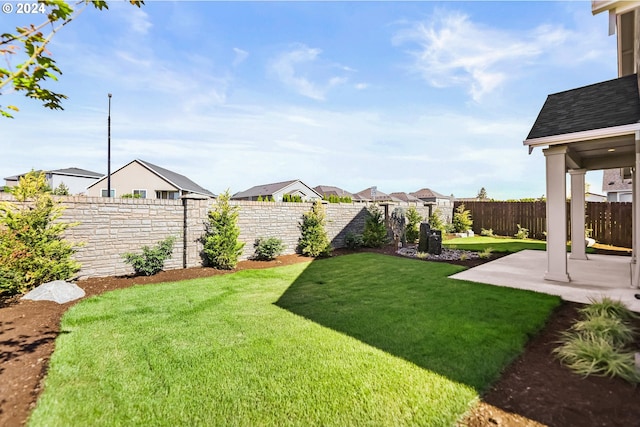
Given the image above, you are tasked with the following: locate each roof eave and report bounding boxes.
[523,123,640,150]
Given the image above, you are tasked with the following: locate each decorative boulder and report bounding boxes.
[22,280,85,304]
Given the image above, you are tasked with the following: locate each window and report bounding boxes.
[101,189,115,197]
[133,189,147,199]
[156,190,180,200]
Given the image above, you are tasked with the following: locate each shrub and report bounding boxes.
[253,237,285,261]
[405,207,422,243]
[344,232,363,250]
[202,190,245,269]
[362,204,388,248]
[478,247,493,259]
[428,208,447,233]
[554,297,640,384]
[0,171,81,296]
[480,228,494,237]
[515,224,529,239]
[452,204,472,233]
[122,236,176,276]
[298,200,332,257]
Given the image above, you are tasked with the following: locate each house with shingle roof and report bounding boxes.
[232,179,322,202]
[313,185,354,200]
[602,168,632,202]
[353,187,393,203]
[389,192,423,206]
[522,0,640,284]
[4,167,103,195]
[86,159,215,199]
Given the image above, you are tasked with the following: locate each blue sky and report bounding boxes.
[1,1,617,199]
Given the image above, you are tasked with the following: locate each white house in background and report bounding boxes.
[232,179,322,202]
[602,168,633,202]
[4,167,103,195]
[86,159,215,199]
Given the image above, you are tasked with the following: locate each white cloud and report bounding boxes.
[124,8,152,35]
[392,10,572,102]
[268,44,352,101]
[233,48,249,67]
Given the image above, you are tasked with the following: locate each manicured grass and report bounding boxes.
[443,236,594,254]
[30,254,560,427]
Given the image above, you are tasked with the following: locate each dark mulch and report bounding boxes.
[1,248,638,427]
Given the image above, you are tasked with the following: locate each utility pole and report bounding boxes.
[107,93,112,197]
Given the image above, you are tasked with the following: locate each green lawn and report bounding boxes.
[443,236,594,254]
[30,253,560,427]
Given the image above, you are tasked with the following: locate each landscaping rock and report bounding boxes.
[22,280,85,304]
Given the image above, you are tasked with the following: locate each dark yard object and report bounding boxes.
[418,222,442,254]
[1,248,639,427]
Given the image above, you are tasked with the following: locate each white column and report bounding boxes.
[569,169,588,260]
[633,132,640,288]
[544,146,570,282]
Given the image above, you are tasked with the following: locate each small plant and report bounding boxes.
[480,228,494,237]
[554,297,640,384]
[416,252,429,260]
[362,204,388,248]
[514,224,529,239]
[452,204,472,233]
[405,207,423,243]
[478,247,493,259]
[202,190,245,269]
[344,232,364,250]
[459,253,469,261]
[122,236,176,276]
[298,200,332,257]
[428,208,446,233]
[253,237,285,261]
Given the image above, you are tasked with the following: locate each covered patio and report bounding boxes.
[523,73,640,289]
[450,250,640,312]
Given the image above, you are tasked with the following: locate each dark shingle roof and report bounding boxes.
[313,185,354,198]
[354,187,392,201]
[5,167,103,181]
[137,159,215,197]
[232,180,298,199]
[410,188,448,199]
[389,192,422,203]
[527,74,640,140]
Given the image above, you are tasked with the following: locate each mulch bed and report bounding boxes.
[1,248,639,427]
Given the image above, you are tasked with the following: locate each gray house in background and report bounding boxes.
[4,167,103,195]
[602,168,632,202]
[232,179,322,202]
[86,159,215,199]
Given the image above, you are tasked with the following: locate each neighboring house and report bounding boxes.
[86,159,215,199]
[353,187,393,203]
[389,192,423,206]
[313,185,354,200]
[410,188,454,222]
[602,168,632,202]
[585,192,608,203]
[4,167,103,195]
[232,179,322,202]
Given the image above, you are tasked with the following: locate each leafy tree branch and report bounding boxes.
[0,0,143,119]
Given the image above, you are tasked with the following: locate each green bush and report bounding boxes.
[344,232,364,249]
[480,228,494,237]
[0,171,81,296]
[324,194,352,203]
[514,224,529,239]
[298,200,332,257]
[405,207,422,243]
[428,208,447,233]
[362,204,388,248]
[202,190,245,269]
[452,204,472,233]
[554,297,640,384]
[253,237,285,261]
[122,236,176,276]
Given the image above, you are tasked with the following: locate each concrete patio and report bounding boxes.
[450,250,640,312]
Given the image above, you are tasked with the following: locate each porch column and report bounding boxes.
[633,132,640,288]
[569,169,588,260]
[543,146,570,282]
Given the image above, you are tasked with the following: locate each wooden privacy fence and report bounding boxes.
[454,201,633,249]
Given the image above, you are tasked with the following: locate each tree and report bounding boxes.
[405,206,422,243]
[362,204,388,248]
[1,0,144,119]
[477,187,488,200]
[452,204,473,233]
[202,190,244,269]
[0,170,81,296]
[298,200,331,257]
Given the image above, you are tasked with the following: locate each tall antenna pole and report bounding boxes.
[107,93,112,197]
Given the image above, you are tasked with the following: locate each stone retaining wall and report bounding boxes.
[0,194,433,279]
